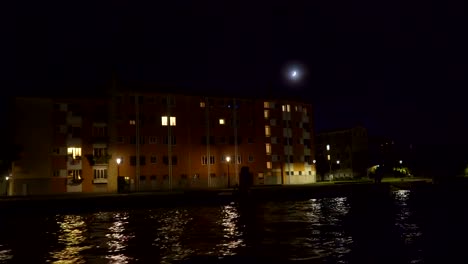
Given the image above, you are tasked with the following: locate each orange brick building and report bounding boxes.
[10,92,316,195]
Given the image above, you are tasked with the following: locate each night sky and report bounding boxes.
[2,0,467,145]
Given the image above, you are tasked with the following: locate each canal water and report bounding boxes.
[0,190,464,263]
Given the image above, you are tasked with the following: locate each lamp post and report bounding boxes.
[116,158,122,178]
[226,156,231,188]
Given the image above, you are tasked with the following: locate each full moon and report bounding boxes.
[291,71,297,77]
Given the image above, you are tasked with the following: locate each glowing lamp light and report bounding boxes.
[399,160,403,164]
[5,176,9,181]
[312,159,316,164]
[336,160,340,164]
[116,158,122,165]
[226,156,231,163]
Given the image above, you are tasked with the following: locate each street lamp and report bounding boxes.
[226,156,231,188]
[337,160,340,165]
[399,160,403,164]
[116,158,122,178]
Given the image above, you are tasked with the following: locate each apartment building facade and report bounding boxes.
[10,92,315,195]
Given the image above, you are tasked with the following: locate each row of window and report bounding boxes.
[264,102,309,114]
[120,155,253,166]
[114,135,311,146]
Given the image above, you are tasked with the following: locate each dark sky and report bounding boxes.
[2,0,467,145]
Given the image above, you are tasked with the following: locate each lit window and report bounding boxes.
[264,101,270,108]
[162,116,176,126]
[286,104,290,112]
[266,161,272,169]
[265,126,271,137]
[170,116,176,126]
[282,105,286,112]
[295,106,298,111]
[219,119,225,125]
[264,110,270,119]
[265,143,271,155]
[200,102,205,108]
[67,147,81,159]
[327,154,331,161]
[326,144,330,151]
[129,120,136,125]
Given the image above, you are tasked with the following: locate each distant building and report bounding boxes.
[315,126,368,180]
[10,92,316,195]
[368,136,415,173]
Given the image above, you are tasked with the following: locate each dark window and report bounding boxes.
[71,127,81,138]
[305,155,311,164]
[172,156,178,165]
[130,136,137,144]
[130,156,137,166]
[150,175,156,180]
[181,174,188,179]
[150,155,157,164]
[219,136,226,144]
[229,136,242,145]
[140,175,146,181]
[163,136,176,145]
[163,174,168,180]
[248,137,254,144]
[201,136,215,145]
[139,136,146,145]
[163,156,169,165]
[140,156,146,165]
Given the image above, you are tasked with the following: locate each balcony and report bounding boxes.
[93,178,108,184]
[86,154,112,166]
[91,137,109,145]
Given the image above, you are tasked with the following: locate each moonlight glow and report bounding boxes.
[283,62,307,85]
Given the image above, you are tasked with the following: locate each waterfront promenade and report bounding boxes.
[0,178,432,213]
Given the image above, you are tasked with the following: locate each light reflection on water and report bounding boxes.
[0,193,430,263]
[49,215,91,264]
[0,247,13,262]
[394,189,423,263]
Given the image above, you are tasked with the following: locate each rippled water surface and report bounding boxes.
[0,190,446,263]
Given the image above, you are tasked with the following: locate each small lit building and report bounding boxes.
[315,126,368,180]
[10,92,316,195]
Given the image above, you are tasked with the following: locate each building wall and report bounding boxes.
[12,93,316,194]
[11,98,54,195]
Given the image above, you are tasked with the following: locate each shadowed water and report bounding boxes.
[0,190,444,263]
